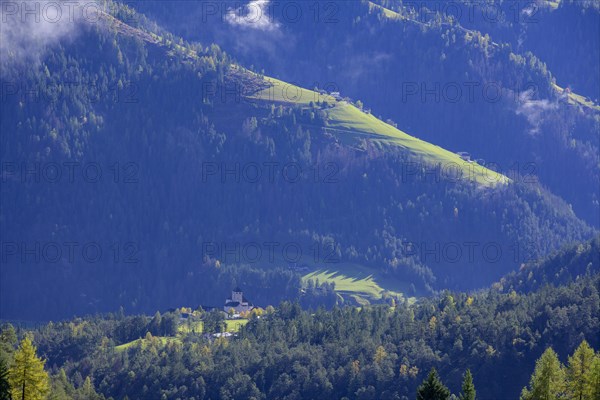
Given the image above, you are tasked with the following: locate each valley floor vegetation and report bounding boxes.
[0,266,598,399]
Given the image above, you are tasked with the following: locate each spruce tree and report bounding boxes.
[8,336,50,400]
[565,340,595,400]
[459,369,476,400]
[416,368,451,400]
[521,347,565,400]
[0,358,10,400]
[49,369,72,400]
[81,376,99,399]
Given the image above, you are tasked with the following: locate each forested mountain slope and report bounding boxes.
[375,0,600,100]
[1,4,598,398]
[1,239,597,399]
[135,0,600,226]
[496,234,600,293]
[0,1,595,322]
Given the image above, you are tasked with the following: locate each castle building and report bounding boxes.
[223,287,254,314]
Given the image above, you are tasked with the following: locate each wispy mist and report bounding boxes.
[0,0,94,67]
[225,0,279,31]
[516,89,558,135]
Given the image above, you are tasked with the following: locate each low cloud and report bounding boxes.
[515,89,558,135]
[0,1,96,68]
[225,0,279,31]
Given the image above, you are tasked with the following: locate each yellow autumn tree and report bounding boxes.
[8,336,50,400]
[374,346,387,364]
[565,340,596,400]
[429,316,437,331]
[409,366,419,378]
[351,360,360,375]
[399,364,409,377]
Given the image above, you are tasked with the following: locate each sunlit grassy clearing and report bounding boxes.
[249,76,336,105]
[368,1,402,19]
[250,76,509,187]
[552,83,600,111]
[116,319,249,351]
[303,263,417,304]
[115,336,180,352]
[304,270,382,298]
[177,319,249,334]
[326,103,507,186]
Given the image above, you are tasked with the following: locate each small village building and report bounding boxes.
[456,152,471,162]
[330,92,342,101]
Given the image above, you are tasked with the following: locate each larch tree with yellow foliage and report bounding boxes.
[565,340,597,400]
[8,336,49,400]
[521,341,600,400]
[374,346,387,364]
[520,347,565,400]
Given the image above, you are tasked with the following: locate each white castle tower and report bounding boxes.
[224,287,254,314]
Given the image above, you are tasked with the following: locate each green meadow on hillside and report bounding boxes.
[249,75,509,187]
[553,83,600,111]
[303,263,417,306]
[368,1,402,19]
[115,336,181,352]
[115,319,249,351]
[177,319,249,334]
